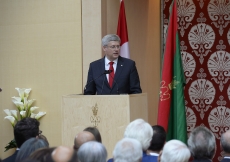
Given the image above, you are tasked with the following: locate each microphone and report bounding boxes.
[84,70,112,94]
[100,70,113,95]
[104,70,112,74]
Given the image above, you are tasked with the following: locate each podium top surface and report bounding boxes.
[62,93,147,98]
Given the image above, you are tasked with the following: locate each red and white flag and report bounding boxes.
[117,0,130,58]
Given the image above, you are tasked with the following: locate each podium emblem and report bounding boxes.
[90,103,101,127]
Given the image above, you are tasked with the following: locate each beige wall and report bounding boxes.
[0,0,82,158]
[0,0,160,159]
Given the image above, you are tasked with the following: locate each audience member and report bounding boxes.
[73,131,95,150]
[220,130,230,162]
[84,126,102,143]
[160,139,190,162]
[52,146,77,162]
[147,125,166,157]
[3,117,40,162]
[77,141,107,162]
[122,118,156,162]
[187,126,216,162]
[15,138,49,162]
[28,147,56,162]
[38,134,49,146]
[113,138,142,162]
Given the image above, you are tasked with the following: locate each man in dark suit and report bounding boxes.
[2,118,40,162]
[220,130,230,162]
[187,126,216,162]
[84,34,142,95]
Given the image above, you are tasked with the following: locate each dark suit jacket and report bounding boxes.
[221,158,230,162]
[2,150,18,162]
[191,159,212,162]
[84,56,142,95]
[107,152,157,162]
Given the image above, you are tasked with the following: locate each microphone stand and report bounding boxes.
[84,70,112,94]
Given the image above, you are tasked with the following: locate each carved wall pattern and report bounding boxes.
[163,0,230,161]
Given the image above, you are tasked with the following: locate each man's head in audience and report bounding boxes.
[113,138,142,162]
[77,141,107,162]
[84,127,102,143]
[52,146,77,162]
[73,131,95,150]
[14,117,40,148]
[160,139,190,162]
[124,118,153,151]
[187,126,216,160]
[148,125,166,154]
[220,129,230,156]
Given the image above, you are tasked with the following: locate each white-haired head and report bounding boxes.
[161,140,190,162]
[101,34,120,47]
[113,138,142,162]
[187,126,216,160]
[124,119,153,151]
[77,141,107,162]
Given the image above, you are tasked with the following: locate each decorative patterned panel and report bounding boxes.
[163,0,230,161]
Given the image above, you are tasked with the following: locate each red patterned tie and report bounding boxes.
[109,62,114,88]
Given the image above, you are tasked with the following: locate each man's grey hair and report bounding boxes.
[113,138,142,162]
[187,126,216,160]
[161,140,190,162]
[124,118,153,151]
[220,130,230,153]
[101,34,120,47]
[77,141,107,162]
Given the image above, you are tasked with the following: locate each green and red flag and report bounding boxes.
[157,0,187,143]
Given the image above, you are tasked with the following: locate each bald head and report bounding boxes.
[52,146,75,162]
[221,130,230,154]
[74,131,95,150]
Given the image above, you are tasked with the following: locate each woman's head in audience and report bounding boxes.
[124,119,153,151]
[15,137,49,162]
[29,147,56,162]
[84,127,102,143]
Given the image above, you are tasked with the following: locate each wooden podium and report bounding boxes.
[61,93,148,158]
